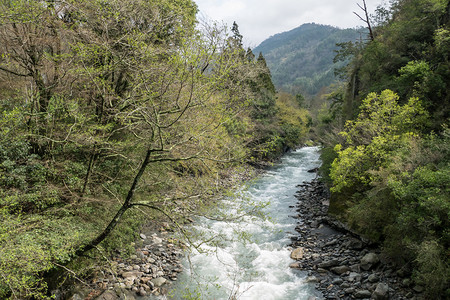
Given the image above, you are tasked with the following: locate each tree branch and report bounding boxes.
[354,0,374,41]
[0,66,30,77]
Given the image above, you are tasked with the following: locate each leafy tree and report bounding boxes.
[0,1,279,298]
[330,90,428,193]
[329,90,449,297]
[323,1,450,297]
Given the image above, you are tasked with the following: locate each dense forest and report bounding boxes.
[254,23,363,96]
[316,0,449,298]
[1,0,449,299]
[0,1,310,298]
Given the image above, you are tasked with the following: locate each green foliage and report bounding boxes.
[0,1,293,298]
[275,92,310,149]
[328,89,449,297]
[339,0,450,128]
[330,90,428,193]
[414,240,450,298]
[318,146,338,186]
[322,1,450,297]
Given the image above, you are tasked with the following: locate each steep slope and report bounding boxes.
[254,23,363,96]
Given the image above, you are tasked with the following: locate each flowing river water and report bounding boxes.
[169,147,322,300]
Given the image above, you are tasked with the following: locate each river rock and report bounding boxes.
[138,288,147,297]
[152,236,163,245]
[330,265,350,275]
[318,259,339,268]
[121,271,143,280]
[347,272,362,282]
[368,273,380,283]
[372,283,389,300]
[96,290,118,300]
[289,178,414,300]
[354,289,372,298]
[151,277,167,287]
[361,253,379,270]
[344,287,355,294]
[345,238,364,250]
[291,247,304,260]
[305,276,320,283]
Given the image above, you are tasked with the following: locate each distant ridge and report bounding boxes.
[254,23,364,96]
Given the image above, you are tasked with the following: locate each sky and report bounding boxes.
[194,0,388,47]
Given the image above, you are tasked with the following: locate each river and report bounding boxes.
[167,147,322,300]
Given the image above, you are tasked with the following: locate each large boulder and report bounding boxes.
[360,253,380,270]
[372,283,389,300]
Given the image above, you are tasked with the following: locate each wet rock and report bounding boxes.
[305,276,320,283]
[291,247,304,260]
[372,283,389,300]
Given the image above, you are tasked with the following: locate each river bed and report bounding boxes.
[170,147,322,300]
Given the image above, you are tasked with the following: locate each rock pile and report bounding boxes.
[69,223,185,300]
[289,179,425,300]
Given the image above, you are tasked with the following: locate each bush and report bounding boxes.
[414,240,449,299]
[328,90,449,297]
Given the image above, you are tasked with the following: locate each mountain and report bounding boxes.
[253,23,364,96]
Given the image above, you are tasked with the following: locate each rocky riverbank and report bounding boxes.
[67,167,265,300]
[289,178,426,300]
[68,222,184,300]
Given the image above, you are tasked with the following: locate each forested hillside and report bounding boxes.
[318,0,450,298]
[0,1,310,298]
[254,23,363,96]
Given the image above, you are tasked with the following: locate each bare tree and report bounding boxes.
[354,0,375,41]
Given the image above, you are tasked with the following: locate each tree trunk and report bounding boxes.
[75,147,153,256]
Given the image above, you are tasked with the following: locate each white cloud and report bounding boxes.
[194,0,388,47]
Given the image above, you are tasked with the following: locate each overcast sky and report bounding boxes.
[195,0,388,47]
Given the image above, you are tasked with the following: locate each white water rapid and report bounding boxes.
[171,147,322,300]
